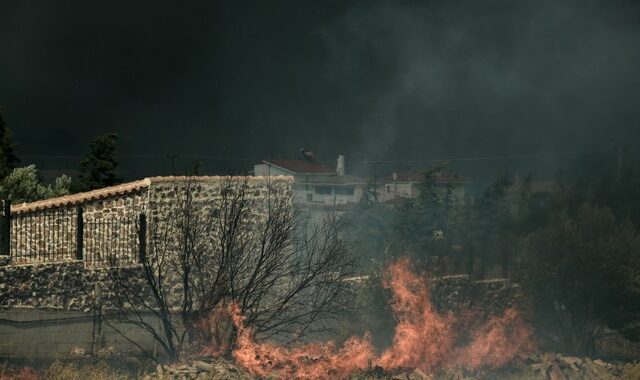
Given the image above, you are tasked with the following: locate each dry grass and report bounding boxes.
[42,360,144,380]
[621,362,640,380]
[0,362,38,380]
[2,358,639,379]
[1,359,147,380]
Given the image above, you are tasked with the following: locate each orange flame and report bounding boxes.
[224,258,535,379]
[377,258,455,371]
[230,303,375,378]
[454,307,535,370]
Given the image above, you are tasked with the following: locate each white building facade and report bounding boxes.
[253,155,367,208]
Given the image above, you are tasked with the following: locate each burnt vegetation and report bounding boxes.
[107,178,356,359]
[342,161,640,358]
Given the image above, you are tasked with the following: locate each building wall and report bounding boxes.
[303,183,363,205]
[253,164,291,177]
[378,182,415,202]
[254,164,366,206]
[377,182,466,204]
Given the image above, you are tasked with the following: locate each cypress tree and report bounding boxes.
[75,133,121,192]
[0,110,20,180]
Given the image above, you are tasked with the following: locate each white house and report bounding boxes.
[375,170,468,204]
[253,155,367,208]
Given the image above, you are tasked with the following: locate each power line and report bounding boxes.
[346,148,612,164]
[19,147,615,165]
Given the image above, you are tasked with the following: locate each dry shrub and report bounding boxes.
[0,363,38,380]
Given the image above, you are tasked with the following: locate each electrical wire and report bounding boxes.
[20,147,615,165]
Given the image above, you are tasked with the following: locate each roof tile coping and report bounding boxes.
[10,175,293,214]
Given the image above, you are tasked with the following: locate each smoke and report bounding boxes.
[223,257,535,379]
[318,0,640,178]
[1,1,640,179]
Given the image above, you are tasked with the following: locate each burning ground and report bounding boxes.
[5,257,639,379]
[219,258,536,379]
[136,257,640,380]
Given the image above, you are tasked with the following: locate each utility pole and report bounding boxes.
[167,154,179,176]
[615,146,625,182]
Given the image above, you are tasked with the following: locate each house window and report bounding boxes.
[306,193,313,202]
[386,185,390,193]
[315,186,332,195]
[334,187,354,196]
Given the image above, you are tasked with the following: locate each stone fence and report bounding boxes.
[0,176,294,360]
[0,176,292,267]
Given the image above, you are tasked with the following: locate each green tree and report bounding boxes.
[0,110,20,179]
[518,204,640,355]
[461,172,514,277]
[393,164,460,259]
[75,133,121,192]
[0,165,71,203]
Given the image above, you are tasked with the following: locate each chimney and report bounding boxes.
[392,172,398,181]
[336,155,345,176]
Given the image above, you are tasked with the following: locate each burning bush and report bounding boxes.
[211,258,535,379]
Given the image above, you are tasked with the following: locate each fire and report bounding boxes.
[377,258,455,371]
[454,307,535,370]
[223,258,535,379]
[230,302,375,378]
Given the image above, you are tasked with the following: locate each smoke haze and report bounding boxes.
[1,0,639,180]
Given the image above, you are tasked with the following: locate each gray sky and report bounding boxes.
[1,0,639,180]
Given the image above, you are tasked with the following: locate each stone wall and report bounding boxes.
[5,176,291,267]
[0,261,157,359]
[430,275,522,315]
[0,261,146,310]
[147,177,292,227]
[0,177,294,360]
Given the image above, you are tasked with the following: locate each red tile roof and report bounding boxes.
[10,175,293,214]
[261,160,334,174]
[11,179,152,214]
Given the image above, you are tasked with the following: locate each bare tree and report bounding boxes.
[107,177,356,359]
